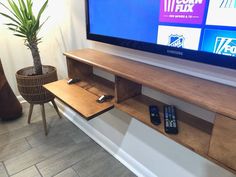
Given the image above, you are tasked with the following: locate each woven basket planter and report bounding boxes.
[16,65,58,104]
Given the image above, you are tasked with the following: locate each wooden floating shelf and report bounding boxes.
[44,48,236,173]
[65,49,236,120]
[43,79,114,119]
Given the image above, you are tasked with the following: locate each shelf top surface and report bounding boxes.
[64,49,236,119]
[44,80,113,119]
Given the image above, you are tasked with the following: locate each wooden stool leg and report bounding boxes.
[40,104,48,136]
[51,99,61,119]
[28,104,34,124]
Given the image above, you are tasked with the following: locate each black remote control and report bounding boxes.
[164,105,178,134]
[149,105,161,125]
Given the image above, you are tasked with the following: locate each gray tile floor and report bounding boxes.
[0,102,136,177]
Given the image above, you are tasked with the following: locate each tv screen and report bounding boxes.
[86,0,236,70]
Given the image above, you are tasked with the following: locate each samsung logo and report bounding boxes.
[167,50,184,56]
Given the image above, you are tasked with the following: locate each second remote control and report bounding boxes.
[164,105,178,134]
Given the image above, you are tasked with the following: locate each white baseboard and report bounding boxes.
[54,99,157,177]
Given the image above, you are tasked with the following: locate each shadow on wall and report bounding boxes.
[90,108,132,146]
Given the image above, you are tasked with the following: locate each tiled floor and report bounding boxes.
[0,102,136,177]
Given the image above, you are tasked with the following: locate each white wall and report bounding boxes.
[0,0,235,177]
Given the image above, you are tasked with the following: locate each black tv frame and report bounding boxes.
[85,0,236,70]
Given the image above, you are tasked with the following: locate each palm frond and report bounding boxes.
[0,2,22,24]
[8,26,25,34]
[18,0,29,20]
[0,0,49,45]
[35,0,48,29]
[26,0,33,17]
[14,33,27,38]
[5,23,18,27]
[37,0,48,21]
[0,12,21,25]
[35,16,49,35]
[7,0,24,23]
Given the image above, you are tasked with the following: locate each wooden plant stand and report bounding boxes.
[27,99,61,135]
[16,65,61,135]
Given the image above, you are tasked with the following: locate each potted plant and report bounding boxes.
[0,0,57,102]
[0,0,60,134]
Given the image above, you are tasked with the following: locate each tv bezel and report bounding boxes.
[85,0,236,70]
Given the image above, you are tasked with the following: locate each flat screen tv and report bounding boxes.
[86,0,236,70]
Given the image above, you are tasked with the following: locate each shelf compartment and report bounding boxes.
[115,94,213,155]
[64,49,236,120]
[79,74,114,98]
[66,56,115,100]
[44,80,114,119]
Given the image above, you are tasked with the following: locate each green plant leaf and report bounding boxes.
[14,33,26,38]
[26,0,33,16]
[0,2,21,24]
[38,16,49,29]
[0,12,21,25]
[5,23,18,27]
[7,0,24,23]
[18,0,28,20]
[36,0,48,22]
[8,26,26,35]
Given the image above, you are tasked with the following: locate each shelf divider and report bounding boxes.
[115,76,141,103]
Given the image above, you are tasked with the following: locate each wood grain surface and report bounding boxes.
[43,80,114,119]
[64,49,236,119]
[208,114,236,172]
[115,76,141,103]
[67,57,93,79]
